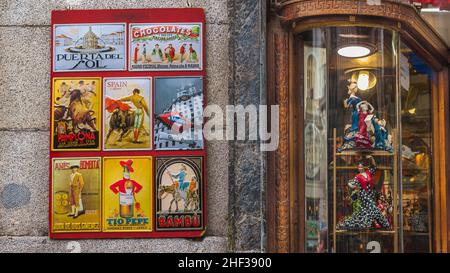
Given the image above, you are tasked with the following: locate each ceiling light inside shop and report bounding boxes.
[338,45,372,58]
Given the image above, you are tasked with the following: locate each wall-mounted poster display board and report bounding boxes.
[49,9,206,239]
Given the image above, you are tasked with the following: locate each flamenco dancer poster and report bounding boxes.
[103,78,152,151]
[51,78,101,151]
[129,23,202,71]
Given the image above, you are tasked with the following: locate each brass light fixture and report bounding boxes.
[345,68,378,91]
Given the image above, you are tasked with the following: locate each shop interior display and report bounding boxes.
[335,156,391,231]
[338,78,393,152]
[302,26,434,253]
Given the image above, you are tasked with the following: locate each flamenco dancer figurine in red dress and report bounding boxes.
[336,156,390,230]
[354,101,374,148]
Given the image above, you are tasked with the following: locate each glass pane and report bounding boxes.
[303,29,328,253]
[400,42,433,253]
[329,27,398,253]
[301,26,399,253]
[300,26,436,253]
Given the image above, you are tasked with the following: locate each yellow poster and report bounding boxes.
[52,157,101,233]
[102,156,152,232]
[51,78,101,151]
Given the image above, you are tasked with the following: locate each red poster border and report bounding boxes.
[49,9,207,239]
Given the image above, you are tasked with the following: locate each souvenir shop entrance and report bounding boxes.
[266,0,450,253]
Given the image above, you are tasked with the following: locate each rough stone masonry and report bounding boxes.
[0,0,233,253]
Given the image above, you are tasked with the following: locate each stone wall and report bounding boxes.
[227,0,267,253]
[0,0,230,253]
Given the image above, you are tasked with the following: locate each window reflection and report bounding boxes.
[400,43,433,253]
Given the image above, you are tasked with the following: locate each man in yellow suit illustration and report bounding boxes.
[119,88,150,143]
[68,165,85,218]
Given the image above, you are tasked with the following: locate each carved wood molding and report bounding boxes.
[273,30,290,253]
[278,0,448,64]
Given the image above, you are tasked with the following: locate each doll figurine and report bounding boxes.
[343,79,362,133]
[372,117,393,152]
[354,101,374,148]
[337,156,391,231]
[338,78,393,152]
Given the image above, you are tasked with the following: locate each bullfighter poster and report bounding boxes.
[51,157,101,233]
[103,157,152,232]
[154,77,204,150]
[103,78,152,151]
[129,23,202,71]
[53,23,126,71]
[51,78,101,151]
[155,157,203,231]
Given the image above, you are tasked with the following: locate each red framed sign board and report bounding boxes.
[49,9,206,239]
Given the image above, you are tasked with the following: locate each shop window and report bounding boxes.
[300,26,434,253]
[400,42,434,252]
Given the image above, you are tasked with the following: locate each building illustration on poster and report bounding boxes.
[154,77,204,150]
[51,78,101,151]
[129,24,202,71]
[53,23,126,71]
[155,157,203,231]
[52,157,101,233]
[102,157,152,232]
[103,77,152,151]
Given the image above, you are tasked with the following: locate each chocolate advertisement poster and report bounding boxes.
[129,23,202,71]
[103,78,152,151]
[51,78,101,151]
[103,157,152,232]
[51,158,101,233]
[155,157,203,231]
[154,77,204,150]
[53,23,126,71]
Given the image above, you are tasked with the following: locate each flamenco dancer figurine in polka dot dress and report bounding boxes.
[337,156,391,231]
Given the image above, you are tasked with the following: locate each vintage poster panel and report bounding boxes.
[53,23,126,72]
[51,78,101,151]
[103,157,152,232]
[103,78,152,151]
[129,23,202,71]
[154,77,204,150]
[52,158,101,233]
[155,157,204,231]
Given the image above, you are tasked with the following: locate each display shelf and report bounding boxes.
[334,230,395,235]
[402,167,429,172]
[329,165,393,170]
[336,150,394,157]
[402,231,430,236]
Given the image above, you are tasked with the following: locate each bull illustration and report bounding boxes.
[54,89,97,133]
[105,109,137,143]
